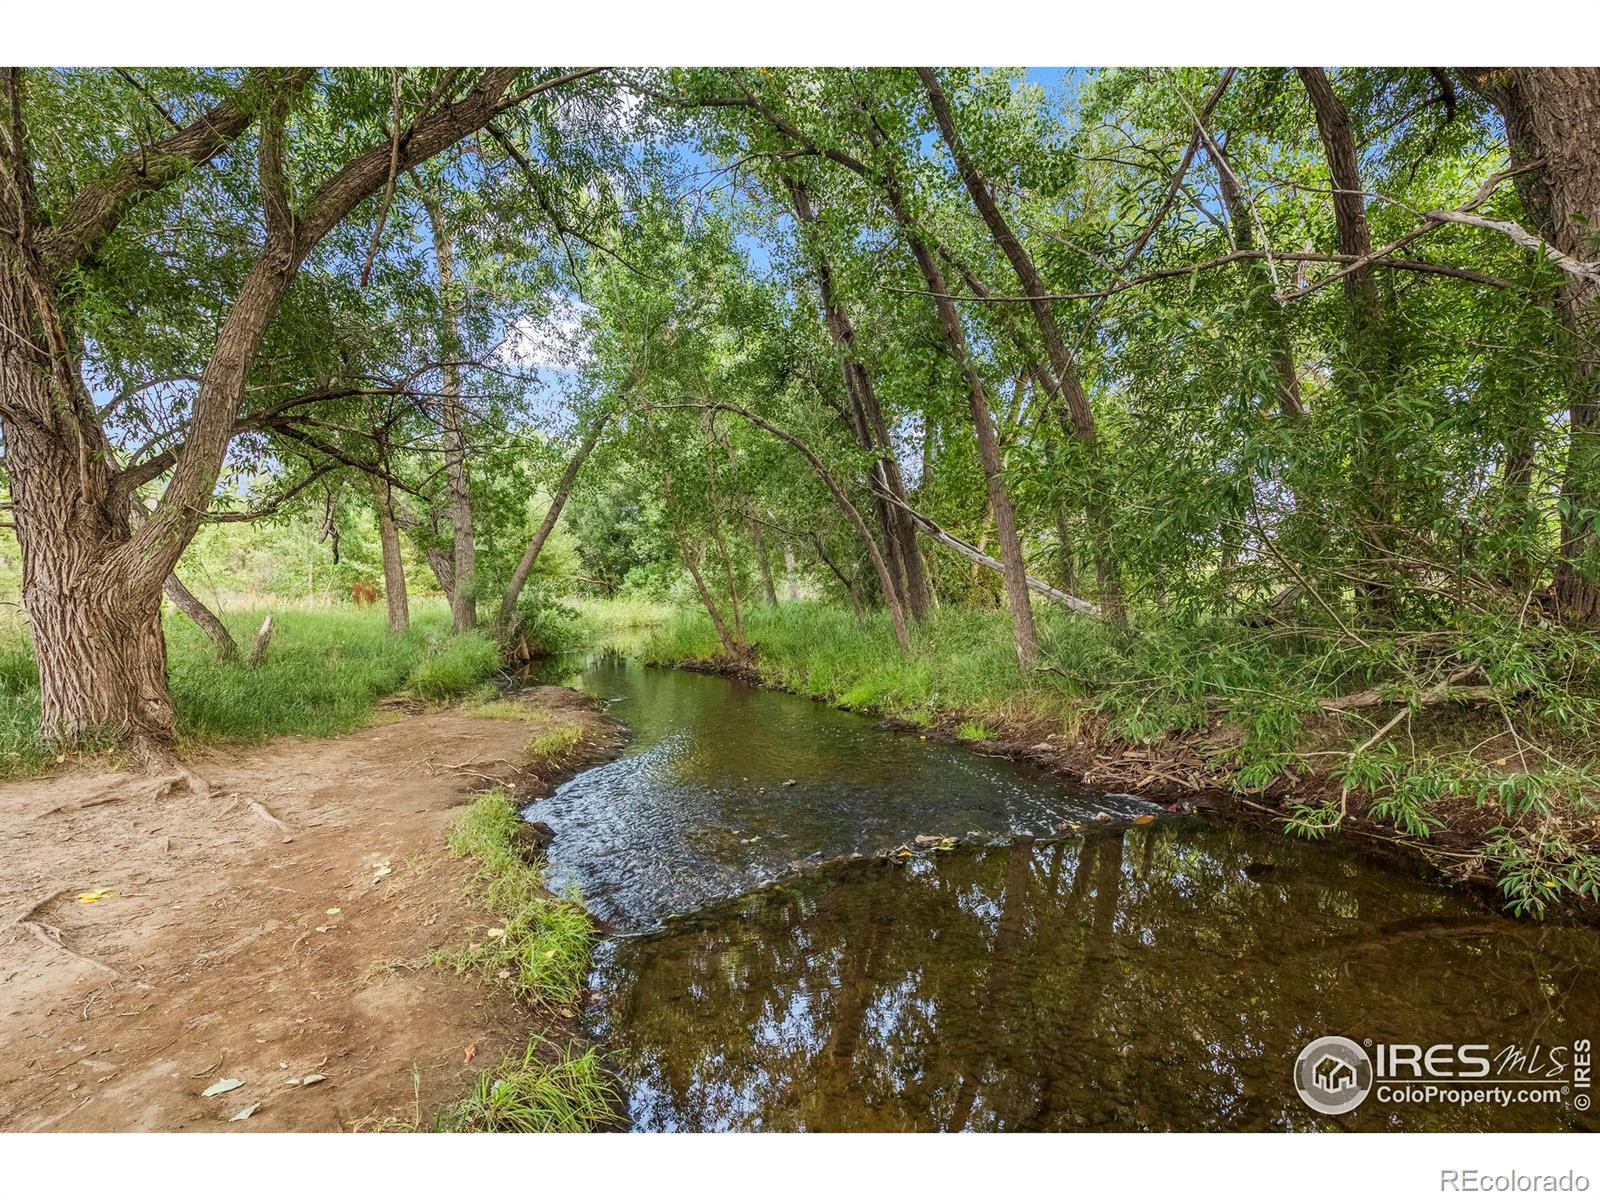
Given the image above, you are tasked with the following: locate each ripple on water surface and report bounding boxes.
[522,656,1148,929]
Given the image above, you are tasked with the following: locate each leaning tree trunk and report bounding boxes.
[691,401,911,650]
[164,573,240,661]
[370,480,411,634]
[919,68,1125,625]
[495,413,610,635]
[784,177,931,620]
[894,222,1039,668]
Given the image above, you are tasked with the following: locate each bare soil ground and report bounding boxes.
[0,686,623,1131]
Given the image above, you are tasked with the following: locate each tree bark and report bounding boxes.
[664,473,745,659]
[1464,68,1600,624]
[749,508,779,606]
[1214,137,1305,419]
[1298,67,1399,611]
[683,401,910,650]
[869,167,1038,666]
[495,412,610,634]
[420,197,478,633]
[370,480,411,634]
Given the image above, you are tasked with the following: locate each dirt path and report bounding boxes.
[0,687,623,1131]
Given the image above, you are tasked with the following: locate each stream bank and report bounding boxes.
[653,645,1600,922]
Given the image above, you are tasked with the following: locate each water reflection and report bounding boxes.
[522,655,1150,928]
[590,827,1600,1132]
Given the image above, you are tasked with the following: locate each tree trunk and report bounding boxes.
[422,200,477,633]
[1465,68,1600,623]
[678,539,743,659]
[905,231,1039,668]
[495,413,609,635]
[0,67,525,756]
[1298,67,1399,613]
[692,401,910,650]
[1215,138,1305,419]
[748,507,779,605]
[389,495,456,601]
[705,481,747,649]
[919,68,1124,626]
[370,480,411,634]
[782,541,800,600]
[164,573,240,661]
[784,177,931,620]
[1,255,176,751]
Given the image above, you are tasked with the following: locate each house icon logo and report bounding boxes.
[1294,1036,1373,1115]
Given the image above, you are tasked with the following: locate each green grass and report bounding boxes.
[526,722,584,761]
[403,631,501,701]
[0,599,503,777]
[434,790,616,1126]
[435,1039,617,1133]
[440,789,593,1010]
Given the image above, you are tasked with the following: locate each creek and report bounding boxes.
[520,652,1600,1132]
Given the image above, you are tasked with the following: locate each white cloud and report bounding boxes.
[498,294,594,372]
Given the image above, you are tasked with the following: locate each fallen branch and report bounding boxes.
[1350,662,1484,756]
[1322,682,1498,712]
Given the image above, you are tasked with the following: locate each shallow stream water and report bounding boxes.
[522,652,1600,1132]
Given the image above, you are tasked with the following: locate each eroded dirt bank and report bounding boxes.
[0,686,623,1132]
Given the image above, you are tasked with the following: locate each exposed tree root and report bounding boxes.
[40,773,184,818]
[9,889,122,980]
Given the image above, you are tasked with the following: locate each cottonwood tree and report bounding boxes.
[0,66,603,757]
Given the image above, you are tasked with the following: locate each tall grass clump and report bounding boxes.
[643,601,1070,731]
[436,1040,617,1133]
[441,789,593,1009]
[0,643,54,777]
[404,631,501,701]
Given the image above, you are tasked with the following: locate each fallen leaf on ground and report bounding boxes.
[1132,814,1157,826]
[228,1103,260,1121]
[201,1078,243,1097]
[324,907,341,916]
[464,1044,476,1064]
[76,889,112,903]
[300,1073,326,1086]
